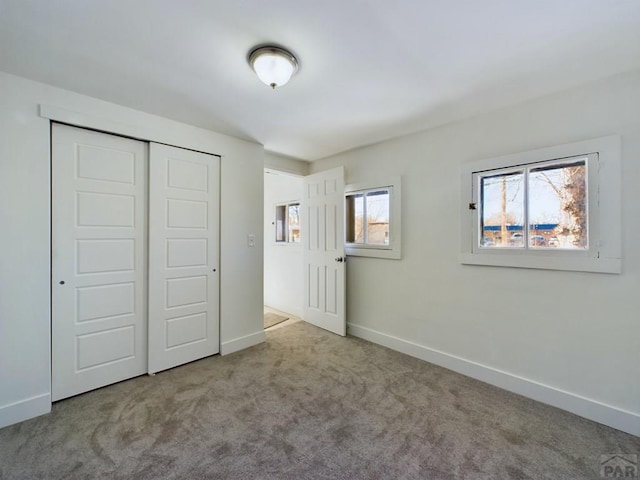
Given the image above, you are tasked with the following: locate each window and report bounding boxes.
[275,202,300,244]
[477,156,588,250]
[460,136,621,273]
[346,189,390,245]
[345,177,401,259]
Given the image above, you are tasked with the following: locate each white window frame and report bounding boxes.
[345,177,402,260]
[274,201,301,245]
[473,154,594,253]
[460,136,621,274]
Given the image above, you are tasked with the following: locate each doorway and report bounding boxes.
[263,170,304,327]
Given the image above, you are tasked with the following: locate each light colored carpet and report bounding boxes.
[0,321,638,479]
[264,312,288,329]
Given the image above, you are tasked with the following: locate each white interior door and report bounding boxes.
[52,124,148,401]
[148,143,220,374]
[303,167,346,336]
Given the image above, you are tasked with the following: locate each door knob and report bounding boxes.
[335,256,345,263]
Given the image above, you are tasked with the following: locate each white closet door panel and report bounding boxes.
[52,124,147,401]
[148,143,220,374]
[76,239,135,273]
[166,238,208,267]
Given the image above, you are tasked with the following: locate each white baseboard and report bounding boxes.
[348,322,640,438]
[221,330,266,356]
[0,394,51,429]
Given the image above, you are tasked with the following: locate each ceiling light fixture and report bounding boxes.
[248,45,298,89]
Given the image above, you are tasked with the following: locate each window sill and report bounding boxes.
[459,252,621,274]
[346,245,401,260]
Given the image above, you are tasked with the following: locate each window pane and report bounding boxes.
[366,190,390,245]
[288,203,300,243]
[528,160,587,249]
[480,171,525,247]
[275,204,286,242]
[346,193,364,243]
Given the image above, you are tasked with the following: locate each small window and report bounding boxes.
[460,136,621,273]
[275,202,300,244]
[345,177,401,259]
[477,157,588,250]
[346,189,390,245]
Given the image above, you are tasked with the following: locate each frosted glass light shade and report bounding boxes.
[249,46,298,89]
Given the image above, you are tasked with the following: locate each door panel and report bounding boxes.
[303,167,346,336]
[148,143,220,374]
[76,239,134,273]
[166,238,207,267]
[52,124,147,401]
[76,282,135,321]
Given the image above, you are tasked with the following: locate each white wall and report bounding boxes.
[263,171,304,317]
[264,151,309,176]
[311,69,640,436]
[0,71,264,428]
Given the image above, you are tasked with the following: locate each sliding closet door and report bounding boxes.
[52,124,148,401]
[148,143,220,374]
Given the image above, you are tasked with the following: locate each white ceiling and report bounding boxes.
[1,1,639,161]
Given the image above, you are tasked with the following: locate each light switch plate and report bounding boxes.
[248,234,256,247]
